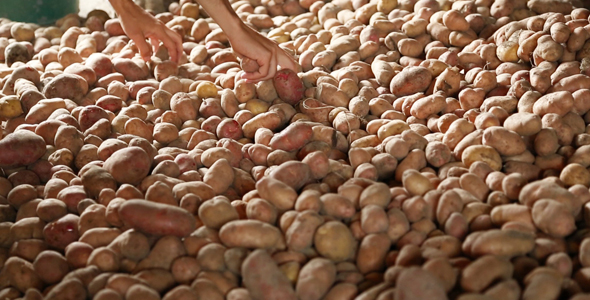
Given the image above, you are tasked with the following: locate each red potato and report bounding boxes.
[269,121,313,151]
[43,213,80,250]
[216,118,243,140]
[0,130,45,167]
[118,199,197,237]
[273,69,305,105]
[78,105,109,132]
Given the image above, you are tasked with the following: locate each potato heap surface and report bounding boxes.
[2,0,590,299]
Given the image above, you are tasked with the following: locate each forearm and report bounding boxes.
[108,0,142,17]
[194,0,244,34]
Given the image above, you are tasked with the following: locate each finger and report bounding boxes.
[149,38,160,54]
[158,30,182,63]
[131,36,153,61]
[242,56,272,82]
[164,28,184,63]
[172,31,184,63]
[148,29,177,62]
[278,52,301,73]
[255,53,279,82]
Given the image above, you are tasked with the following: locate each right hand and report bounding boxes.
[229,24,300,83]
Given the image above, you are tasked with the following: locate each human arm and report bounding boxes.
[195,0,300,82]
[108,0,184,63]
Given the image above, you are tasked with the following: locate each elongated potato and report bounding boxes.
[118,200,197,237]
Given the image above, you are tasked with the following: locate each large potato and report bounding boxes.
[390,66,432,97]
[118,200,197,237]
[0,130,45,167]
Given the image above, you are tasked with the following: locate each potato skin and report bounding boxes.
[273,69,305,105]
[118,199,197,237]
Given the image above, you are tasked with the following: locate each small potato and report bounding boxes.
[220,219,285,250]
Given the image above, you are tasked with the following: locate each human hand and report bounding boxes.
[110,0,183,63]
[229,24,300,82]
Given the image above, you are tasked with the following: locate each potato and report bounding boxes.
[219,219,285,250]
[313,220,356,262]
[462,145,502,171]
[269,122,313,152]
[118,199,197,237]
[33,250,69,284]
[103,147,151,185]
[272,69,305,105]
[0,130,45,167]
[4,42,30,67]
[461,255,513,292]
[204,158,234,195]
[0,95,24,119]
[356,233,390,274]
[256,177,298,211]
[395,267,448,300]
[135,235,185,271]
[466,229,535,258]
[390,66,432,97]
[112,57,149,81]
[295,257,336,300]
[482,127,526,156]
[242,249,297,300]
[43,213,80,250]
[532,199,575,238]
[4,256,43,292]
[42,73,88,103]
[268,161,313,191]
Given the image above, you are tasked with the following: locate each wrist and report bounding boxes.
[109,0,140,16]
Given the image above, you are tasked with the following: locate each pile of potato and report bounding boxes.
[2,0,590,299]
